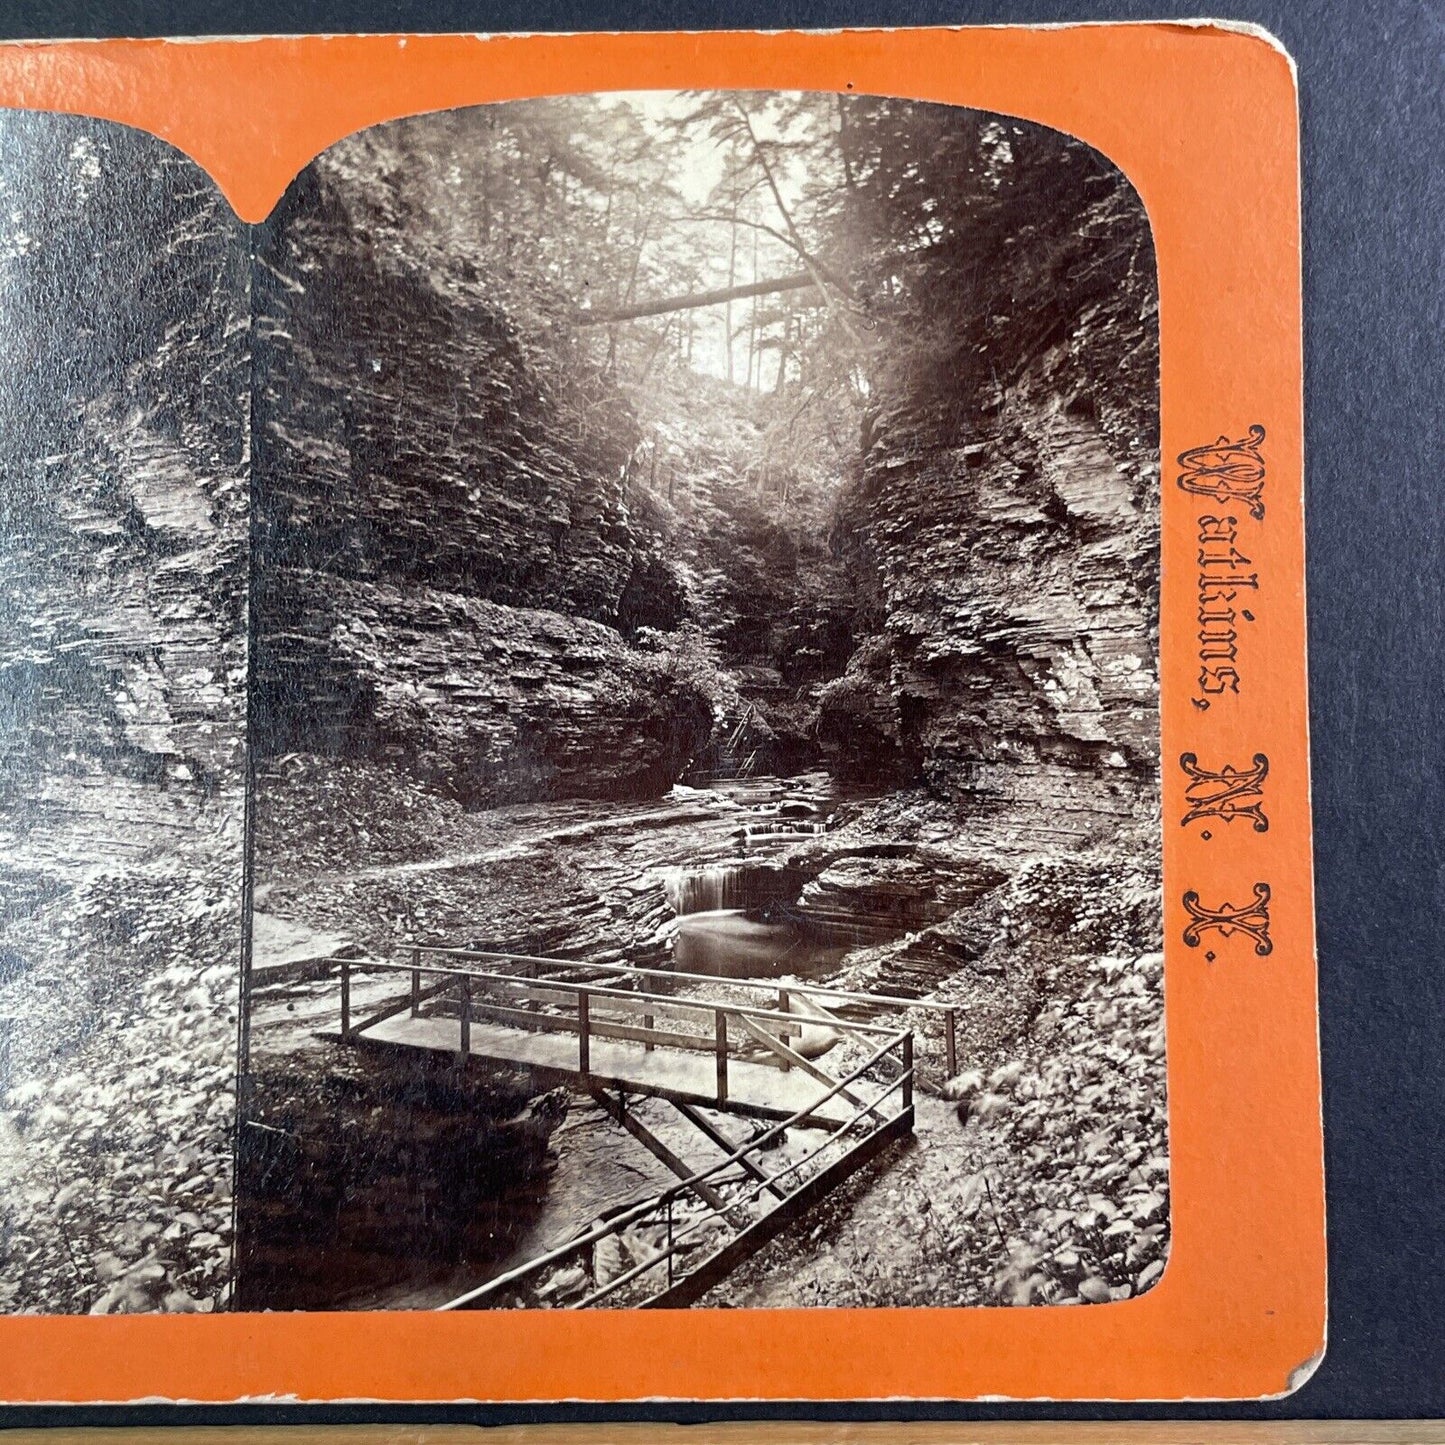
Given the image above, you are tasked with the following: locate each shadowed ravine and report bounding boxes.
[235,91,1168,1314]
[0,91,1170,1318]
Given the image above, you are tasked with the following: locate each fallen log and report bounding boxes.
[575,271,821,325]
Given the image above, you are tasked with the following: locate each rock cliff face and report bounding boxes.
[258,571,710,805]
[0,115,248,1312]
[255,171,680,624]
[820,165,1160,840]
[0,123,249,855]
[252,149,703,797]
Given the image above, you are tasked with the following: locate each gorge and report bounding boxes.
[238,93,1167,1311]
[0,93,1168,1315]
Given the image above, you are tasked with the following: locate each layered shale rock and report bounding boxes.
[0,116,248,1312]
[821,165,1160,833]
[252,135,705,804]
[256,571,711,806]
[796,851,1002,934]
[253,143,683,623]
[0,131,249,857]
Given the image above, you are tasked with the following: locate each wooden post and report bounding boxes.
[665,1195,674,1289]
[410,948,421,1018]
[578,990,591,1076]
[643,1012,654,1052]
[459,975,471,1063]
[715,1010,728,1105]
[340,960,351,1039]
[777,989,791,1072]
[945,1007,958,1078]
[902,1032,914,1111]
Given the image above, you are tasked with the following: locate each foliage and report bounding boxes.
[0,861,238,1313]
[945,950,1169,1306]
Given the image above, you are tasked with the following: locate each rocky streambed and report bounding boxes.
[239,755,1163,1311]
[241,767,894,1307]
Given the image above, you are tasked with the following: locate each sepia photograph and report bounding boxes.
[237,91,1167,1312]
[0,112,248,1315]
[0,85,1167,1322]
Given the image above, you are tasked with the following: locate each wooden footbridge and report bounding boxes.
[322,945,963,1309]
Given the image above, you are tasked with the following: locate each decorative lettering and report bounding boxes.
[1182,883,1273,958]
[1191,514,1257,709]
[1176,424,1267,519]
[1180,752,1269,834]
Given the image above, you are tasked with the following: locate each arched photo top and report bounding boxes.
[241,87,1167,1319]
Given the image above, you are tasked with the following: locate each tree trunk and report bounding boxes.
[576,271,818,326]
[725,203,738,384]
[747,224,759,391]
[773,313,790,396]
[732,97,866,350]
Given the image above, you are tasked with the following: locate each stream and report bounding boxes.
[242,770,896,1310]
[665,775,853,980]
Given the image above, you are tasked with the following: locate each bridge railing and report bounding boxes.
[334,954,906,1119]
[401,942,968,1076]
[435,1020,915,1311]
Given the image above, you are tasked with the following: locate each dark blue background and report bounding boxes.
[0,0,1438,1423]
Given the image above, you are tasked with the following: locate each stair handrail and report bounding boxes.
[573,1063,913,1309]
[437,1022,912,1311]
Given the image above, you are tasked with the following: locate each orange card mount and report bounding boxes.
[0,24,1319,1403]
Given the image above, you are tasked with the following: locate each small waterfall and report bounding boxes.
[736,820,826,841]
[663,862,803,916]
[664,865,750,916]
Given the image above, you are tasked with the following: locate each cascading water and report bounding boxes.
[735,820,826,848]
[663,859,852,979]
[653,774,862,979]
[663,862,801,916]
[665,865,739,916]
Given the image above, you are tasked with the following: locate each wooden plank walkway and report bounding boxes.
[316,952,920,1310]
[337,1013,856,1127]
